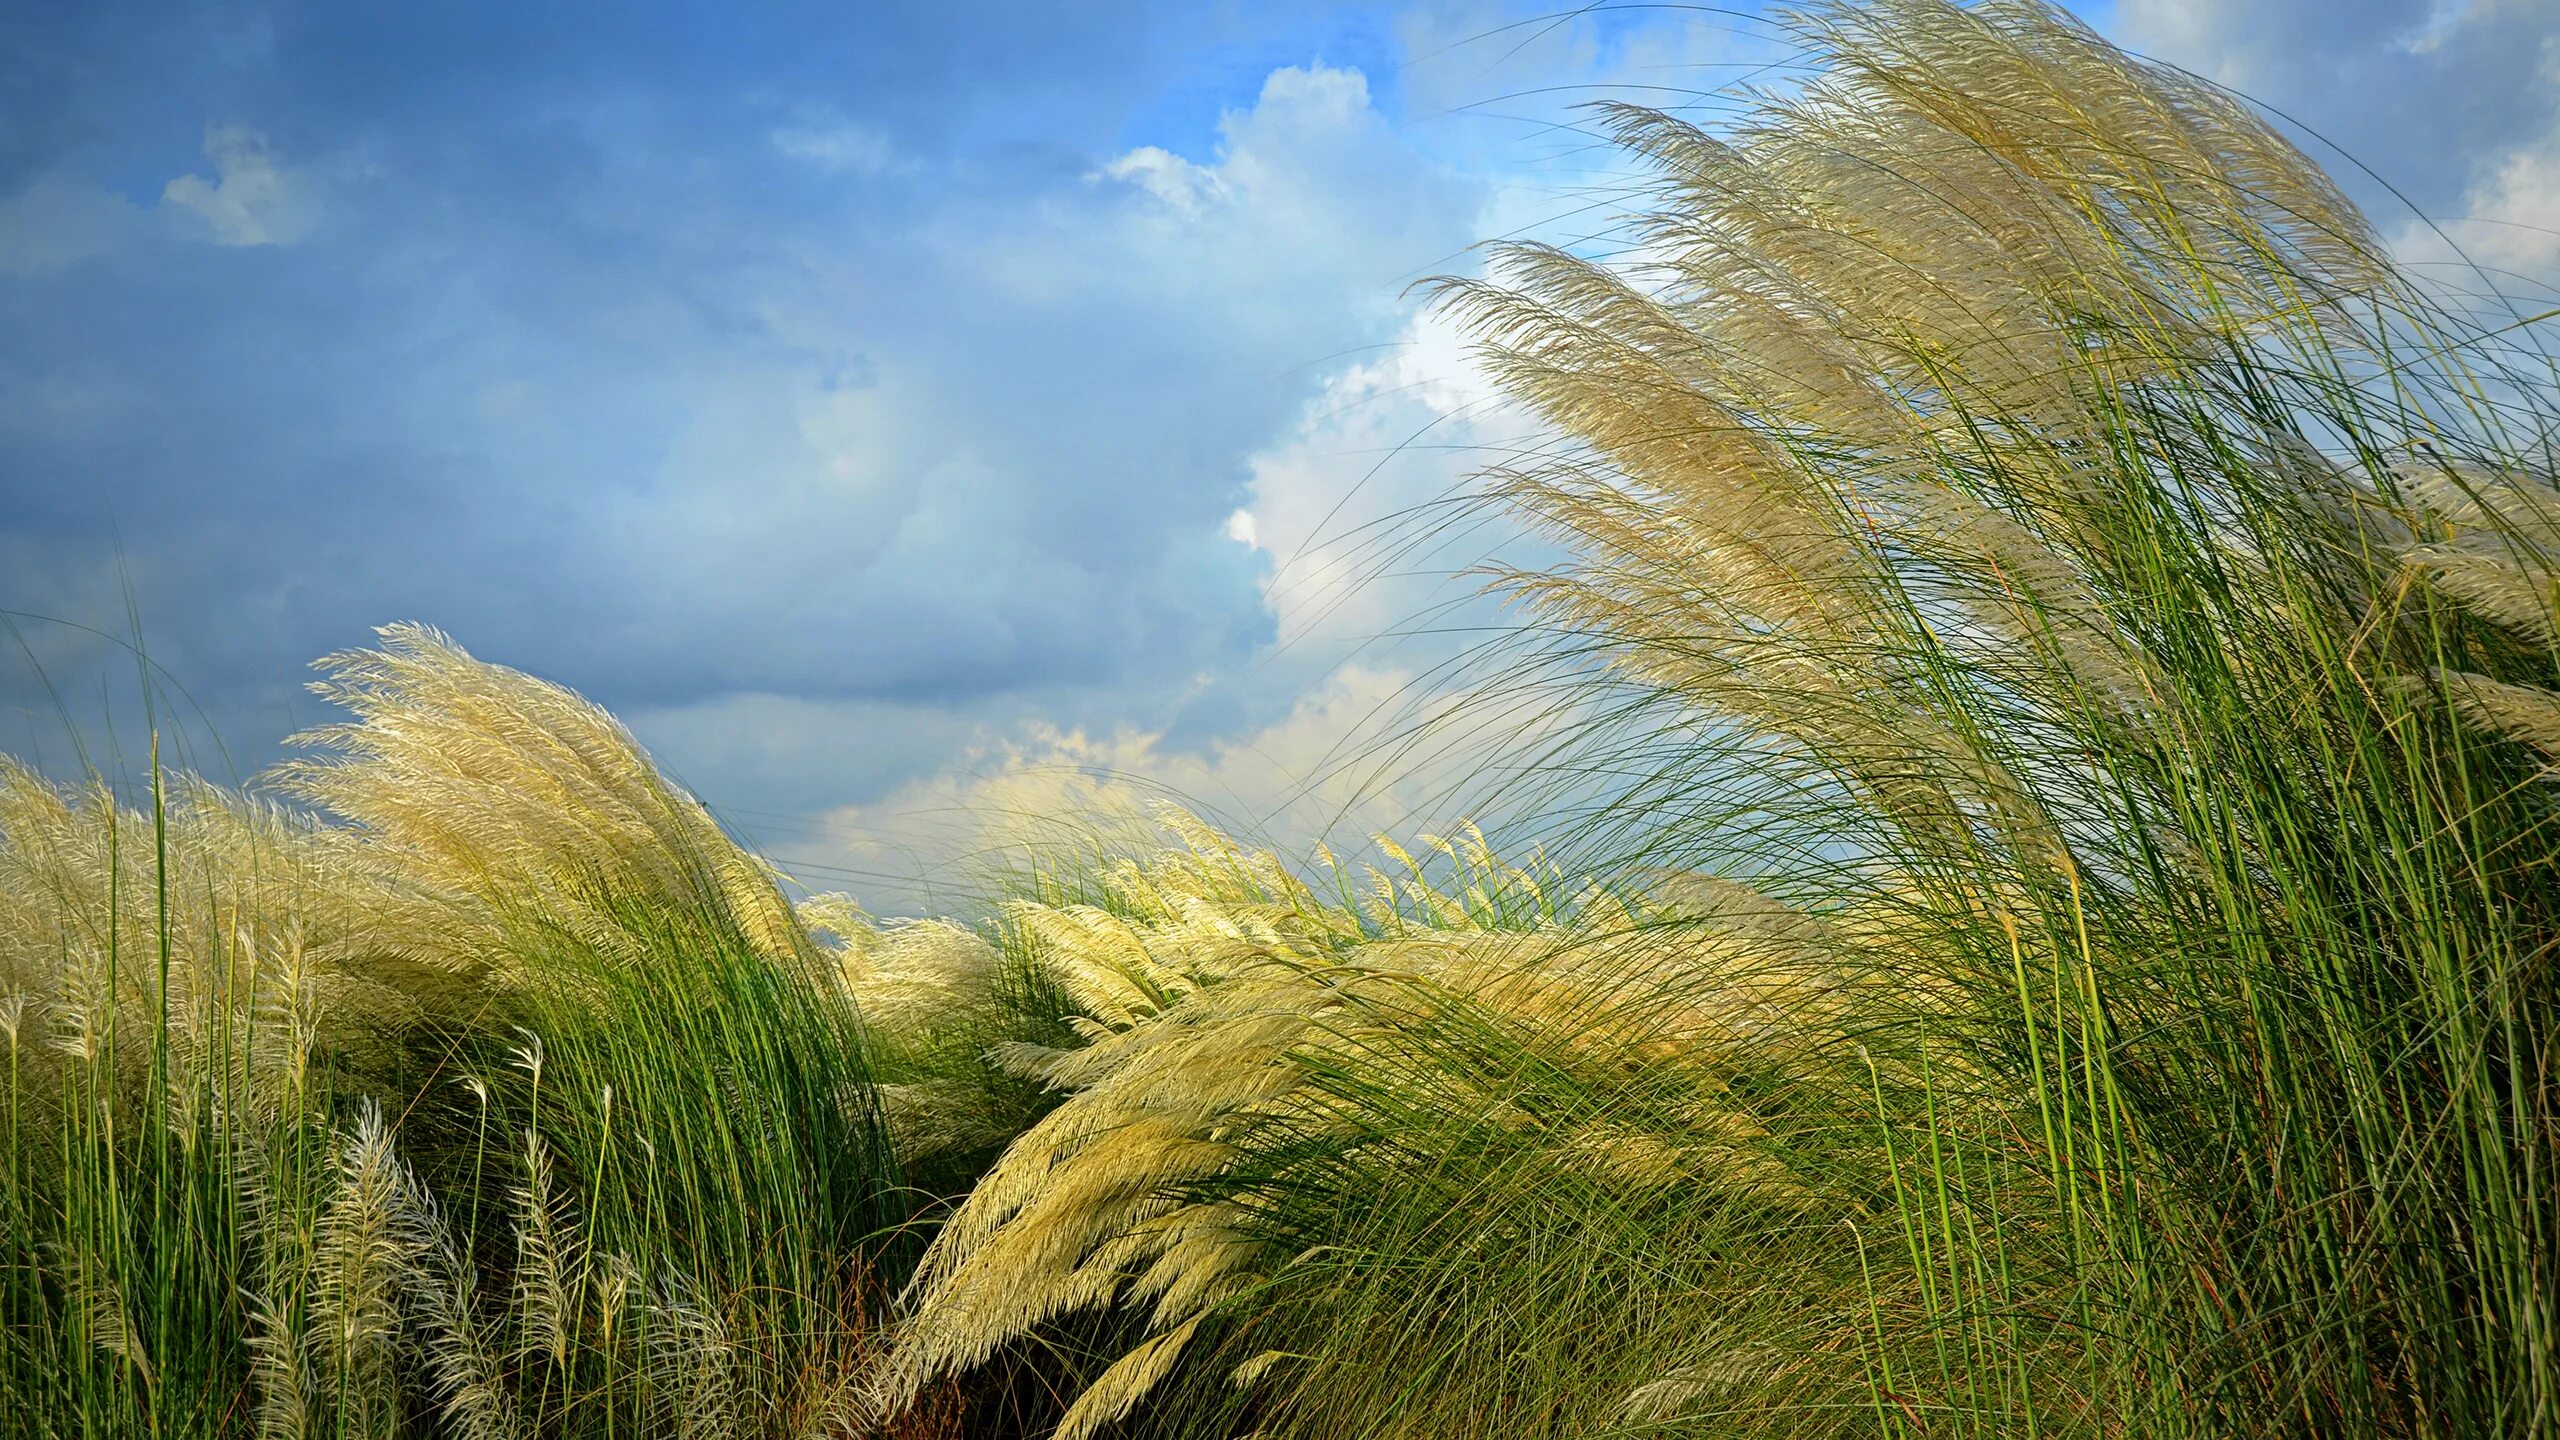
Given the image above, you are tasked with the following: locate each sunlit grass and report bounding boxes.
[4,1,2557,1436]
[0,630,916,1438]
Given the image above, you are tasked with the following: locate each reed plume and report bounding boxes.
[870,816,1878,1435]
[0,625,902,1436]
[278,623,807,979]
[1418,1,2560,1433]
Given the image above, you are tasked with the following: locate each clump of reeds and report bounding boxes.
[0,626,911,1438]
[865,817,1904,1438]
[5,2,2556,1436]
[858,1,2560,1435]
[1423,0,2560,1430]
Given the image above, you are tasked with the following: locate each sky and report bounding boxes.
[5,0,2558,907]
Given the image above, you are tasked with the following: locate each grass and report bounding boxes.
[5,0,2559,1435]
[0,632,919,1438]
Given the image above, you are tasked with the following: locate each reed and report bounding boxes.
[4,2,2555,1435]
[0,628,911,1438]
[866,2,2560,1434]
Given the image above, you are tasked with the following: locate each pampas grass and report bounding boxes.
[866,1,2560,1434]
[0,628,906,1438]
[4,1,2556,1436]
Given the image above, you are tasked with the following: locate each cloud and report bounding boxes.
[28,0,2543,922]
[1100,146,1223,215]
[1228,308,1515,651]
[1,41,1488,836]
[2457,136,2560,277]
[769,110,900,174]
[161,126,317,246]
[2110,0,2560,229]
[797,660,1568,911]
[549,58,1486,721]
[1086,64,1477,298]
[2114,0,2436,86]
[2414,38,2560,283]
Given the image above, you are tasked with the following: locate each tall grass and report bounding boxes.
[864,1,2560,1435]
[0,627,916,1438]
[6,1,2557,1436]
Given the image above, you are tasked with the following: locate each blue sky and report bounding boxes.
[5,0,2557,903]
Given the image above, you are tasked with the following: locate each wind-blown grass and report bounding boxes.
[5,1,2557,1436]
[0,627,913,1438]
[864,1,2560,1434]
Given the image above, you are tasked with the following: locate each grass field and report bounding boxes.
[4,2,2555,1435]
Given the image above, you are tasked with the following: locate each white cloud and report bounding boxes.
[798,660,1571,912]
[2112,0,2257,84]
[770,113,900,174]
[1079,62,1474,306]
[2121,0,2497,75]
[2403,0,2481,56]
[1071,61,1533,653]
[715,53,1607,915]
[2447,131,2560,278]
[2385,32,2560,285]
[161,125,316,246]
[2107,0,2560,231]
[763,294,1558,914]
[466,54,1499,835]
[1101,145,1225,215]
[5,41,1555,872]
[1231,306,1523,650]
[2441,29,2560,281]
